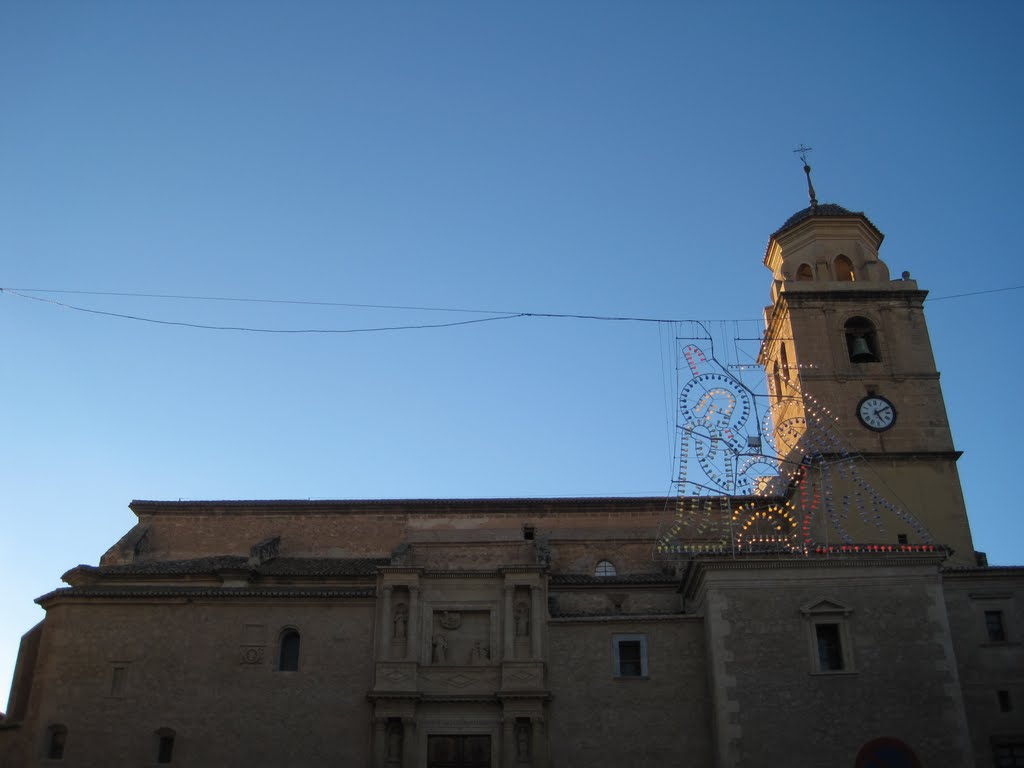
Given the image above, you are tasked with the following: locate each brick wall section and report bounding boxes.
[102,499,675,568]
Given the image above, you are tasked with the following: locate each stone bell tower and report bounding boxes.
[757,164,975,564]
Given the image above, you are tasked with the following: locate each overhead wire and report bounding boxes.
[0,286,696,331]
[0,289,526,334]
[924,284,1024,302]
[2,280,1020,335]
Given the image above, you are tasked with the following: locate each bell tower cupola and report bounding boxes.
[757,160,976,564]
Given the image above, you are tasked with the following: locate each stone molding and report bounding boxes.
[548,613,692,624]
[128,496,679,517]
[682,554,946,600]
[37,586,375,605]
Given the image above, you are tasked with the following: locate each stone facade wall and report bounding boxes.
[547,616,712,767]
[548,586,679,617]
[105,500,670,567]
[10,598,375,767]
[943,570,1024,767]
[693,559,974,768]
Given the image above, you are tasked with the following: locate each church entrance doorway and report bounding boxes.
[427,735,491,768]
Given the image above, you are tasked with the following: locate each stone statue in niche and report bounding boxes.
[386,721,402,763]
[468,640,490,665]
[515,721,531,762]
[514,601,530,637]
[393,603,408,640]
[432,633,448,663]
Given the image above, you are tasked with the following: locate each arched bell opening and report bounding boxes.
[844,317,880,363]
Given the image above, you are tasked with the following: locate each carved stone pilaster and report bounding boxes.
[406,586,420,661]
[373,717,388,768]
[531,716,549,768]
[502,717,517,767]
[529,586,543,660]
[503,586,515,661]
[401,717,416,768]
[380,586,394,659]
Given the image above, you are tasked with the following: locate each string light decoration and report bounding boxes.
[655,340,936,558]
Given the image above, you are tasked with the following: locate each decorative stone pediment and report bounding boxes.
[800,597,853,616]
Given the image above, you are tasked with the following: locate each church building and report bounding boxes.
[2,189,1023,767]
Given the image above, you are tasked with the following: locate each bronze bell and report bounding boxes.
[849,335,877,363]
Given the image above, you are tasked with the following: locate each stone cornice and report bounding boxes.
[129,497,678,518]
[366,692,423,703]
[548,613,692,624]
[549,576,677,588]
[798,371,941,382]
[497,691,552,701]
[814,451,964,462]
[681,553,946,600]
[418,694,505,704]
[37,586,375,606]
[776,287,928,304]
[943,566,1024,578]
[498,566,546,574]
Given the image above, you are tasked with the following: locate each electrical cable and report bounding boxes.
[3,280,1020,335]
[0,289,526,334]
[925,284,1024,302]
[1,287,515,315]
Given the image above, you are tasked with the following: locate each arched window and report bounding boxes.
[796,263,813,281]
[46,724,67,760]
[278,629,300,671]
[844,317,880,363]
[779,343,790,387]
[155,728,176,764]
[834,254,855,282]
[595,560,617,577]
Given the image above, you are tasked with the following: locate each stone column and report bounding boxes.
[503,585,515,661]
[380,585,393,659]
[372,717,387,768]
[502,717,517,768]
[401,717,416,768]
[530,585,543,660]
[406,586,420,662]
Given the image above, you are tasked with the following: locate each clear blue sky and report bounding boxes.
[3,1,1023,706]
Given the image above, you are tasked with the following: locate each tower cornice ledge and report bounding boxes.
[681,553,947,600]
[777,285,928,302]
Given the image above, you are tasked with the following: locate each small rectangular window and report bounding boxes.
[110,666,126,697]
[994,742,1024,767]
[46,725,67,760]
[986,610,1007,642]
[612,634,648,678]
[618,641,642,675]
[999,690,1013,712]
[278,630,301,671]
[157,734,174,763]
[897,533,908,545]
[815,623,844,671]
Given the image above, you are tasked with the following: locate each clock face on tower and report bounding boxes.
[857,396,896,431]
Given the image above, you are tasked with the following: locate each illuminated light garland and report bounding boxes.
[657,341,939,559]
